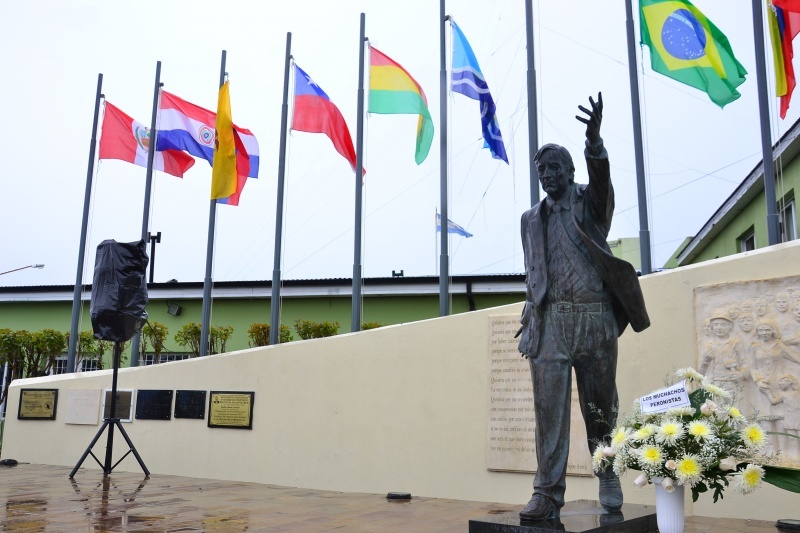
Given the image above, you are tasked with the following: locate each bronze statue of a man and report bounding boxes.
[516,93,650,520]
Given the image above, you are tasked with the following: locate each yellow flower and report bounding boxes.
[655,419,684,445]
[734,464,764,494]
[727,406,745,422]
[741,424,767,449]
[610,427,630,450]
[687,420,713,441]
[675,367,704,382]
[702,381,730,398]
[675,455,703,486]
[632,424,656,441]
[592,446,606,472]
[639,445,663,466]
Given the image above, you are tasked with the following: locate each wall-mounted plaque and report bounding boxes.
[18,389,58,420]
[208,391,254,429]
[175,390,206,419]
[486,315,593,476]
[103,389,134,422]
[135,389,173,420]
[64,389,102,425]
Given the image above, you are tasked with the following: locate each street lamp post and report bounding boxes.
[0,264,45,276]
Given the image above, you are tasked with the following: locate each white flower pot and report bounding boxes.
[654,478,685,533]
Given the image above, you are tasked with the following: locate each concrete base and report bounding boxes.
[469,499,657,533]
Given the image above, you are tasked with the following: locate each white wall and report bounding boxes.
[4,240,800,521]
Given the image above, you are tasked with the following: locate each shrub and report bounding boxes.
[247,323,293,346]
[293,319,339,340]
[361,322,385,331]
[141,321,169,363]
[175,323,234,356]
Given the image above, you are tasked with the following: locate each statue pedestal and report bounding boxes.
[468,499,656,533]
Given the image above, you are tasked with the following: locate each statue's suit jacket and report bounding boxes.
[517,147,650,356]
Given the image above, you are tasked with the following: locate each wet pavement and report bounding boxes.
[0,464,782,532]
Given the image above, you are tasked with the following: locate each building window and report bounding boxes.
[739,228,756,252]
[142,353,191,365]
[780,198,797,243]
[52,357,68,375]
[79,359,101,372]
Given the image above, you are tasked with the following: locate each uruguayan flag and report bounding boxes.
[450,20,508,164]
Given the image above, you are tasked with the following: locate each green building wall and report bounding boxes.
[0,291,523,369]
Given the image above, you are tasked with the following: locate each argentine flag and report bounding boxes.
[450,20,508,164]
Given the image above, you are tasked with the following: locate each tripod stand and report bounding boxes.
[70,341,149,478]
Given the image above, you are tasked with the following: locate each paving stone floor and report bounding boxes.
[0,464,783,532]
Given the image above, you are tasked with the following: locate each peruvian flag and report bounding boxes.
[99,101,194,178]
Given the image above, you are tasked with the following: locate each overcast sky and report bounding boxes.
[2,0,797,288]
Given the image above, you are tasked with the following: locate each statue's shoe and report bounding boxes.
[519,494,558,520]
[599,476,623,511]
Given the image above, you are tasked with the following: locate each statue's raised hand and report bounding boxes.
[576,92,603,146]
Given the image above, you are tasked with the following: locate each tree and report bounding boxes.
[0,329,25,407]
[293,319,339,340]
[247,323,293,347]
[209,325,234,355]
[141,321,169,364]
[23,329,66,377]
[174,323,201,357]
[174,323,234,356]
[66,330,101,372]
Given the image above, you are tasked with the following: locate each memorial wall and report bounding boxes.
[4,240,800,522]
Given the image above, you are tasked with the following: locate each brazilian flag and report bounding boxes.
[640,0,747,108]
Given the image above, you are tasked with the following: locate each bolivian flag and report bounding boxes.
[640,0,747,108]
[369,47,434,164]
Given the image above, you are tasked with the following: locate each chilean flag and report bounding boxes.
[156,90,259,205]
[98,102,194,178]
[292,64,362,175]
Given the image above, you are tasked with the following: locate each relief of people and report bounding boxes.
[697,288,800,465]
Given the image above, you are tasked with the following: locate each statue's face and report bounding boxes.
[711,318,732,338]
[728,304,740,320]
[754,298,768,316]
[738,315,754,332]
[537,151,571,201]
[776,295,789,313]
[793,305,800,322]
[756,324,774,341]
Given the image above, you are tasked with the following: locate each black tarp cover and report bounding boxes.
[90,239,149,342]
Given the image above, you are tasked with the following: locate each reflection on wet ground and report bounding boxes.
[0,464,781,532]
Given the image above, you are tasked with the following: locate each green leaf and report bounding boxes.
[688,388,707,411]
[763,465,800,493]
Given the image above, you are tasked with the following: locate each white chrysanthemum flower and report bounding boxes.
[687,420,713,441]
[639,444,664,466]
[666,406,696,417]
[610,427,630,451]
[655,419,684,446]
[675,455,703,486]
[592,445,606,472]
[734,464,765,494]
[741,424,767,450]
[632,424,656,441]
[675,367,704,382]
[702,380,730,399]
[726,406,745,422]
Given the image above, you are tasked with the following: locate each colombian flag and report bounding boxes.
[369,47,434,165]
[640,0,747,108]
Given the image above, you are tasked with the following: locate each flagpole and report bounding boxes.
[199,50,227,357]
[130,60,162,366]
[352,13,367,333]
[270,33,292,345]
[439,0,450,317]
[67,73,104,373]
[525,0,540,207]
[752,0,781,245]
[624,0,652,274]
